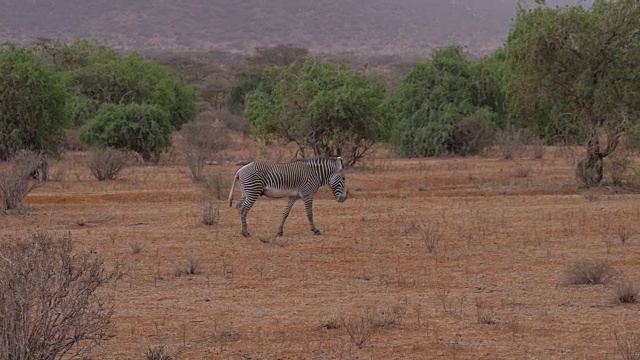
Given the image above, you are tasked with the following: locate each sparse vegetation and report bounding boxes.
[341,307,378,349]
[319,314,340,330]
[180,120,229,182]
[565,259,615,285]
[618,226,634,245]
[0,231,120,359]
[496,127,526,160]
[201,198,219,226]
[130,241,144,254]
[87,147,128,181]
[0,150,44,213]
[475,299,498,325]
[175,255,201,277]
[614,279,639,304]
[613,328,640,360]
[143,344,176,360]
[422,226,441,254]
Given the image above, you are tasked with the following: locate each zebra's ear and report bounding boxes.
[336,157,344,169]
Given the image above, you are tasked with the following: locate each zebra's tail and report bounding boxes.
[228,171,239,207]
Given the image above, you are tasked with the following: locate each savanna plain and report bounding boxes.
[2,140,640,360]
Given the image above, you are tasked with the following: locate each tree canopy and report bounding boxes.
[385,46,508,157]
[506,0,640,186]
[80,103,172,163]
[244,58,389,165]
[0,44,68,159]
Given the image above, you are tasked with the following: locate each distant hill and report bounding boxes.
[0,0,585,57]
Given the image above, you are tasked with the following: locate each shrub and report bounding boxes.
[496,127,527,159]
[475,299,498,325]
[201,198,219,226]
[81,103,172,163]
[614,280,639,304]
[0,231,120,359]
[143,344,176,360]
[341,308,378,349]
[87,148,128,181]
[422,226,441,254]
[564,259,615,285]
[180,121,229,182]
[0,44,68,160]
[0,150,43,213]
[449,116,495,156]
[613,328,640,360]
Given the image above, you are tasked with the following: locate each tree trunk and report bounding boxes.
[576,137,604,187]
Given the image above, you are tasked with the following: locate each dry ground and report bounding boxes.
[2,144,640,360]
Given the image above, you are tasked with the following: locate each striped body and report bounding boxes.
[228,157,347,237]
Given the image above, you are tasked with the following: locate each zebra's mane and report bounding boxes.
[291,157,339,165]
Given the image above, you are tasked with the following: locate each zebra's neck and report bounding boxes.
[304,158,336,185]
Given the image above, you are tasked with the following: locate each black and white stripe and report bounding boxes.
[228,157,347,237]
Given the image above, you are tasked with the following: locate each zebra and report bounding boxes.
[228,157,347,237]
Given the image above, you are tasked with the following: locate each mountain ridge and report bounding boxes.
[0,0,584,57]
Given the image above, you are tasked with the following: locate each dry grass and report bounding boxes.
[565,259,616,285]
[3,142,640,359]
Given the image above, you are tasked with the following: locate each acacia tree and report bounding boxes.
[386,46,508,157]
[506,0,640,186]
[0,44,67,159]
[244,58,388,166]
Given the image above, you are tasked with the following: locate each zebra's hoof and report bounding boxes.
[313,229,322,235]
[276,231,284,237]
[242,231,251,238]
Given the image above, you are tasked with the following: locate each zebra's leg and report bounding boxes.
[277,196,298,237]
[303,196,321,235]
[238,193,259,238]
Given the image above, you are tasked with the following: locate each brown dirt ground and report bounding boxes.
[2,143,640,360]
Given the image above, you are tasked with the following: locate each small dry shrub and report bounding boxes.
[422,227,441,254]
[319,314,340,330]
[530,137,546,159]
[0,231,121,359]
[201,198,219,226]
[144,344,176,360]
[618,226,634,245]
[613,328,640,360]
[130,241,144,254]
[0,150,43,213]
[180,121,229,182]
[475,299,498,325]
[372,305,406,328]
[341,308,378,349]
[175,256,202,277]
[565,259,615,285]
[201,171,229,201]
[87,148,127,181]
[496,127,527,159]
[614,280,639,304]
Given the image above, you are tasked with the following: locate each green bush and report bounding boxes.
[81,103,172,163]
[0,44,68,159]
[71,53,196,129]
[386,46,508,157]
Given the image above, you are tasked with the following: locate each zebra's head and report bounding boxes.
[328,157,347,202]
